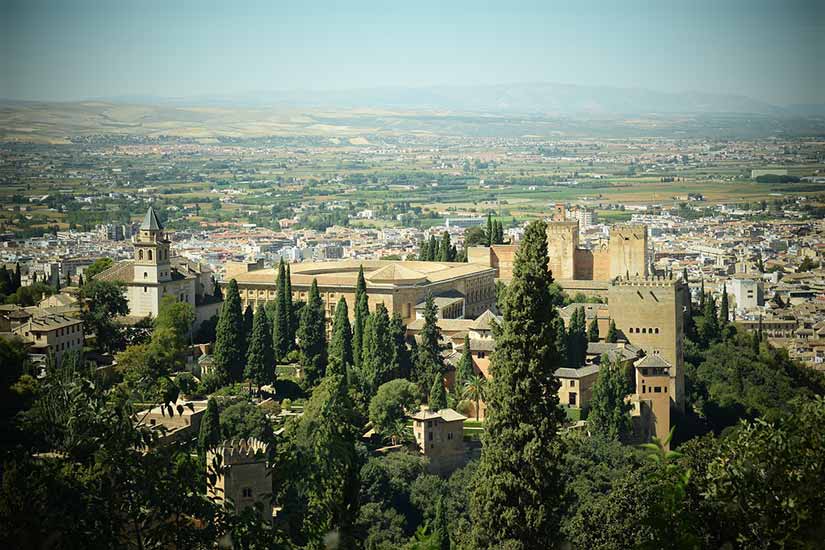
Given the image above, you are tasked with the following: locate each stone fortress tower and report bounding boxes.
[608,224,649,279]
[207,438,272,520]
[608,275,686,411]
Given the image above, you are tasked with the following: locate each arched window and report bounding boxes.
[148,250,153,261]
[138,249,144,260]
[642,328,647,334]
[654,328,660,334]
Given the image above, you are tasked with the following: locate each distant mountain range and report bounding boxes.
[99,82,824,117]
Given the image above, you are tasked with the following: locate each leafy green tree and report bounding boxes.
[470,220,567,548]
[701,397,825,549]
[462,375,486,421]
[279,374,360,548]
[353,265,368,369]
[606,319,618,343]
[431,496,450,550]
[297,279,327,388]
[414,294,444,400]
[456,335,475,390]
[588,356,632,441]
[245,303,275,393]
[198,397,221,457]
[213,279,245,383]
[220,400,272,441]
[360,304,394,397]
[274,259,291,360]
[154,295,195,350]
[429,373,447,411]
[464,226,487,247]
[84,257,114,279]
[80,280,129,353]
[369,378,419,440]
[587,317,600,342]
[328,296,353,377]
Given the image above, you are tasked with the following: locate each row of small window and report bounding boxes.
[55,324,81,337]
[640,385,667,394]
[629,327,660,334]
[137,248,168,261]
[53,340,81,351]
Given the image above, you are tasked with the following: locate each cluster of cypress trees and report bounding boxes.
[0,263,22,297]
[212,259,299,388]
[328,265,414,401]
[418,231,458,262]
[485,213,506,246]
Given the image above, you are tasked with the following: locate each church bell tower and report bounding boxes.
[134,207,172,284]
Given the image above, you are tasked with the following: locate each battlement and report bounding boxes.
[214,438,269,464]
[612,275,684,288]
[610,224,647,240]
[546,221,579,233]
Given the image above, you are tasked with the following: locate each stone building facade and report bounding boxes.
[230,260,496,326]
[410,408,467,476]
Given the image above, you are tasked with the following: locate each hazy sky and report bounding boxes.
[1,0,823,104]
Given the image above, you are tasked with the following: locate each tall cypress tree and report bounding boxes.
[389,312,411,380]
[242,304,254,356]
[427,234,439,261]
[360,304,394,397]
[720,283,730,327]
[554,317,568,368]
[198,397,221,458]
[470,220,566,548]
[353,265,368,368]
[328,296,353,377]
[568,307,588,368]
[213,279,245,383]
[285,263,295,348]
[438,231,453,262]
[429,372,448,411]
[587,317,600,342]
[588,355,632,442]
[274,259,290,360]
[432,495,450,550]
[414,293,444,399]
[456,334,475,390]
[245,303,275,393]
[486,213,493,246]
[297,279,327,388]
[418,240,430,261]
[700,293,720,345]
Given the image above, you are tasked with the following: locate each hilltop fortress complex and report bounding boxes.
[468,221,650,293]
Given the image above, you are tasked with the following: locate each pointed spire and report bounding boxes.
[140,206,163,231]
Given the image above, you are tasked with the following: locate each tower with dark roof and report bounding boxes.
[134,206,171,284]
